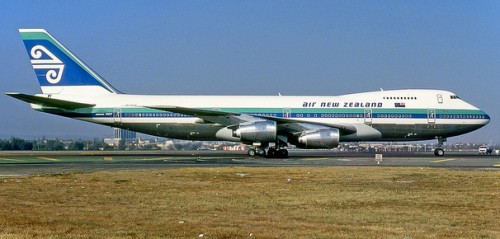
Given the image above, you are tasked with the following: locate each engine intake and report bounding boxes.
[235,121,277,143]
[297,128,340,149]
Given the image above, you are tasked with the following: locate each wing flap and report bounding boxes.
[5,93,95,110]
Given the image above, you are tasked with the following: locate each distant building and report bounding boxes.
[104,128,137,146]
[114,128,136,140]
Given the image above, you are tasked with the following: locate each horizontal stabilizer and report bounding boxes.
[5,93,95,109]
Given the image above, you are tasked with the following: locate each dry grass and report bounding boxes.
[0,167,498,238]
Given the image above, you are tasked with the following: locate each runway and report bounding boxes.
[0,150,499,177]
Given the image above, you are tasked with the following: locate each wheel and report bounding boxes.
[434,148,444,157]
[267,148,276,158]
[247,149,256,157]
[256,148,266,156]
[277,149,289,158]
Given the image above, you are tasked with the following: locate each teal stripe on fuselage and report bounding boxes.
[54,107,488,114]
[40,107,489,120]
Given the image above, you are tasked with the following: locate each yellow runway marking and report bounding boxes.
[147,157,174,160]
[0,157,24,162]
[432,158,458,163]
[301,157,330,161]
[150,157,233,160]
[37,157,59,161]
[103,157,113,161]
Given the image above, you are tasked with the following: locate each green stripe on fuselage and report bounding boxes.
[48,107,486,116]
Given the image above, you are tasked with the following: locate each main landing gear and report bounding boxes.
[247,147,289,158]
[247,147,288,158]
[434,137,446,157]
[247,137,289,158]
[266,147,289,158]
[247,147,266,157]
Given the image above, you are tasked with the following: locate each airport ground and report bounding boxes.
[0,151,498,238]
[0,150,499,176]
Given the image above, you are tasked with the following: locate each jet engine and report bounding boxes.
[234,121,277,143]
[297,128,340,149]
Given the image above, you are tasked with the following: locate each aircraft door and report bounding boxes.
[427,109,436,124]
[437,94,443,104]
[364,109,372,123]
[283,108,291,118]
[113,108,122,126]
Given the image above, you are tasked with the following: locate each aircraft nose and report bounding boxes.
[482,110,491,125]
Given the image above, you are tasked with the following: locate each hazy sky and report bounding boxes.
[1,1,499,144]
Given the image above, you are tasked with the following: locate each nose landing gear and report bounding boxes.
[434,148,445,156]
[434,137,446,156]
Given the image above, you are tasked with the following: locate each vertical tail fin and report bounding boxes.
[19,29,120,95]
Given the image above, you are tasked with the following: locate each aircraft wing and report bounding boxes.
[146,105,258,126]
[146,105,239,117]
[146,105,357,135]
[5,93,95,110]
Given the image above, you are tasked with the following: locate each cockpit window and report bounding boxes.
[450,95,460,99]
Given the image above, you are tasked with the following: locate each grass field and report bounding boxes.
[0,167,498,238]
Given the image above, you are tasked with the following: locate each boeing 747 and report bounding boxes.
[6,29,490,157]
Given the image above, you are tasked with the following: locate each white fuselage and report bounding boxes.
[34,89,490,143]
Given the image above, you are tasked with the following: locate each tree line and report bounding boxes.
[0,137,112,151]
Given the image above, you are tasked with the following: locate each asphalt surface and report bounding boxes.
[0,150,499,177]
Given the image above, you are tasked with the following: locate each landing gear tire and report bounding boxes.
[248,148,266,157]
[434,137,447,157]
[256,148,266,156]
[277,149,288,158]
[265,148,288,158]
[247,149,256,157]
[267,148,276,158]
[434,148,444,157]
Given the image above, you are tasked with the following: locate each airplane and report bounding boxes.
[6,29,490,157]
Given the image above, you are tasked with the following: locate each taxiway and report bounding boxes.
[0,150,498,177]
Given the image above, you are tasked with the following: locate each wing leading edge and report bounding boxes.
[145,105,357,135]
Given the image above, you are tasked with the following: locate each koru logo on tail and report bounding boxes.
[30,45,65,84]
